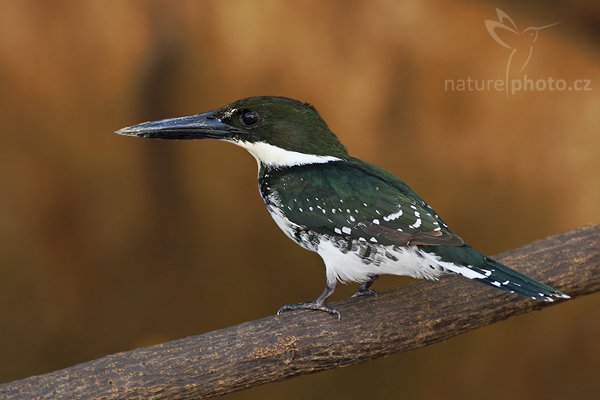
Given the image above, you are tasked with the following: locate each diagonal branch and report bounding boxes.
[1,225,598,400]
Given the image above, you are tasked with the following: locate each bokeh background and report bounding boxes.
[0,0,599,398]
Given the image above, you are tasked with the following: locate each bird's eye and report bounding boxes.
[240,110,260,126]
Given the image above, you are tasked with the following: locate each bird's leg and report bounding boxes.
[351,274,379,298]
[277,280,340,320]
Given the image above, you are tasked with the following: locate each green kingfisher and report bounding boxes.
[117,96,569,318]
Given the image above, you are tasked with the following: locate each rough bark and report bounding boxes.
[1,225,598,400]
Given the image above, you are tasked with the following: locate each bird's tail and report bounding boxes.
[473,258,570,302]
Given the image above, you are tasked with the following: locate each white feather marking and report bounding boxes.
[409,218,422,229]
[229,140,341,167]
[318,242,445,284]
[421,252,487,280]
[383,209,403,222]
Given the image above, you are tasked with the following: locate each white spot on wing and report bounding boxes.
[383,209,403,222]
[409,218,422,229]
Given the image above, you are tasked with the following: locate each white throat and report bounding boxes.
[230,140,342,168]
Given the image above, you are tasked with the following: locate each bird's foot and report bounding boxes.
[277,302,341,320]
[351,288,377,298]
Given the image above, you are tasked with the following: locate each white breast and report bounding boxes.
[317,239,447,286]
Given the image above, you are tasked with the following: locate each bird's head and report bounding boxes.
[116,96,349,167]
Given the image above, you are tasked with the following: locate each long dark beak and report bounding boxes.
[115,112,242,140]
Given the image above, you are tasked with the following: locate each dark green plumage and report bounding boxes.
[261,159,462,247]
[259,158,567,301]
[214,97,349,158]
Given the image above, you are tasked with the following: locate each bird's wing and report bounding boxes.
[270,160,464,247]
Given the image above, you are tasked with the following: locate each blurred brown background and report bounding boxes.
[0,0,598,399]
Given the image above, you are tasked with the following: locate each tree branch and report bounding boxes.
[1,225,598,399]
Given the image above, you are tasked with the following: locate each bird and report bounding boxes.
[116,96,570,318]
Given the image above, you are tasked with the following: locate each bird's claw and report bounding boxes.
[351,289,377,298]
[277,302,341,320]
